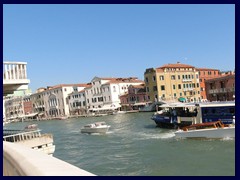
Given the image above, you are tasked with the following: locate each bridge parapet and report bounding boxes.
[3,141,96,176]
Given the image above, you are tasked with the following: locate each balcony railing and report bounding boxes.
[3,62,28,81]
[3,61,30,96]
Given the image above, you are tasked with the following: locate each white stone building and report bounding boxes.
[86,77,144,112]
[68,84,91,116]
[37,84,88,118]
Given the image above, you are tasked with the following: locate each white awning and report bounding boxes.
[93,104,120,111]
[24,113,38,117]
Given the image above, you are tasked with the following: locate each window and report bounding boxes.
[113,86,116,92]
[178,75,181,79]
[153,86,158,91]
[146,87,149,92]
[171,75,175,80]
[173,85,176,89]
[153,76,156,81]
[159,76,164,80]
[161,85,165,91]
[178,84,181,89]
[145,77,149,83]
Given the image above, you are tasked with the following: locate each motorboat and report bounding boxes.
[174,120,235,139]
[80,121,110,134]
[24,124,38,131]
[151,101,235,129]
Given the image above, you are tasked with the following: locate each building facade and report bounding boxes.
[196,68,221,100]
[144,62,201,103]
[205,72,235,101]
[120,84,150,111]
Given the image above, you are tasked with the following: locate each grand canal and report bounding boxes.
[4,112,235,176]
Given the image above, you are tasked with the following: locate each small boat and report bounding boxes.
[81,121,110,134]
[24,124,38,131]
[174,120,235,139]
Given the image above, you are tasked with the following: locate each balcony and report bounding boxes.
[183,88,194,92]
[182,79,192,82]
[3,62,30,96]
[209,88,229,94]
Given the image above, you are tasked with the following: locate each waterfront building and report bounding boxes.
[4,88,33,121]
[205,71,235,101]
[4,96,24,121]
[29,84,89,119]
[38,84,89,118]
[196,68,221,100]
[85,77,144,112]
[68,84,91,116]
[144,62,201,103]
[120,84,150,111]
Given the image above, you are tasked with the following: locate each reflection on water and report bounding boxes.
[5,112,235,176]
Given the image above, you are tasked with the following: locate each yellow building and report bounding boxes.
[144,62,201,102]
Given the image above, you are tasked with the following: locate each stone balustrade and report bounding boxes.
[3,141,96,176]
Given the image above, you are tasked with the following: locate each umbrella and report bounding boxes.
[178,97,186,102]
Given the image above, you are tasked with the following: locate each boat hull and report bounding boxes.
[155,121,192,129]
[81,126,110,134]
[175,127,235,138]
[151,114,191,129]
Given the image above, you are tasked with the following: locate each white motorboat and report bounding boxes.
[81,121,110,134]
[174,121,235,139]
[24,124,38,131]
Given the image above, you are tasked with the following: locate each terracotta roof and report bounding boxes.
[130,84,145,88]
[103,77,144,85]
[205,74,235,82]
[196,68,220,71]
[157,63,195,69]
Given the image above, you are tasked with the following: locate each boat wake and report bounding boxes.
[221,137,235,141]
[135,131,176,140]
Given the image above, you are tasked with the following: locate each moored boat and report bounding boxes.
[3,128,55,155]
[80,121,110,134]
[174,120,235,139]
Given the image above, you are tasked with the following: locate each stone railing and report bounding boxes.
[3,141,96,176]
[3,62,28,81]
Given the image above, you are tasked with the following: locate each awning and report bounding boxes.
[132,102,147,106]
[92,104,120,111]
[178,97,186,102]
[24,113,38,117]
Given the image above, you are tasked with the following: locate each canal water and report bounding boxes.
[5,112,235,176]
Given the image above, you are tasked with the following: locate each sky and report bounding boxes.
[3,4,235,93]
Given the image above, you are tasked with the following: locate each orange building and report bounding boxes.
[196,68,221,100]
[205,72,235,101]
[23,95,33,115]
